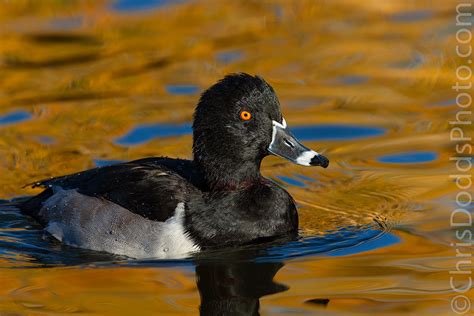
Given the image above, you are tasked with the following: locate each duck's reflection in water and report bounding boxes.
[0,204,290,315]
[195,256,288,316]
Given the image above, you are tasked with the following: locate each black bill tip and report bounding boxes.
[310,154,329,168]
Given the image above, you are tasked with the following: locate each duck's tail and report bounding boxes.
[19,188,53,225]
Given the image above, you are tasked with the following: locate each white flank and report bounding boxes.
[41,189,200,259]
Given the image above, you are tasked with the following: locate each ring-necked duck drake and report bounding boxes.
[21,73,329,259]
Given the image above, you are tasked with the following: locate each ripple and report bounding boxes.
[275,176,307,188]
[390,10,433,23]
[112,0,187,12]
[25,32,99,45]
[93,159,124,167]
[292,124,386,141]
[115,123,191,146]
[390,51,426,69]
[165,84,200,95]
[49,16,84,30]
[286,98,326,108]
[294,174,318,183]
[0,111,32,126]
[4,52,101,68]
[261,227,400,261]
[378,151,438,164]
[431,98,456,107]
[216,50,244,64]
[333,75,368,85]
[36,136,56,144]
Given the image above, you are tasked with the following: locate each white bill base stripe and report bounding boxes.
[295,150,319,166]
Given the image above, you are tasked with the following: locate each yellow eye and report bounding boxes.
[240,111,252,121]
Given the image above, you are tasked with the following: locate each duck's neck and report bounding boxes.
[195,157,263,191]
[192,127,267,191]
[193,148,263,192]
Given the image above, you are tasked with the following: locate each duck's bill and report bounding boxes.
[268,119,329,168]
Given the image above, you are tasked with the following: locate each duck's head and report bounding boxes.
[193,73,329,189]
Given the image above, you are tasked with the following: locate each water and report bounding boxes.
[0,111,32,126]
[378,151,438,164]
[0,1,471,315]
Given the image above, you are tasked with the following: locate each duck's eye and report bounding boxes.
[240,111,252,121]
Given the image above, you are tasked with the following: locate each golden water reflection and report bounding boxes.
[0,1,472,315]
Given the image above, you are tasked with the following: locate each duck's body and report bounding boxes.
[23,157,297,258]
[21,74,328,259]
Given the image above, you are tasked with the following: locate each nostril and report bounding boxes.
[283,138,295,149]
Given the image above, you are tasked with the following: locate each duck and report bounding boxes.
[21,73,329,259]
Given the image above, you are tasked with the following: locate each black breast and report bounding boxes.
[185,179,298,249]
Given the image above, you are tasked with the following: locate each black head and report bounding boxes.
[193,73,328,189]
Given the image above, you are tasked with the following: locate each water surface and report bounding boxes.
[0,1,470,315]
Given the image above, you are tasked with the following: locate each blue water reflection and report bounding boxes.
[333,75,368,85]
[431,99,456,107]
[37,136,56,144]
[292,124,385,141]
[116,123,191,145]
[216,50,244,64]
[276,176,307,188]
[0,111,32,126]
[94,159,124,167]
[165,85,200,95]
[391,51,425,69]
[112,0,185,12]
[263,228,400,261]
[378,151,438,164]
[390,10,433,23]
